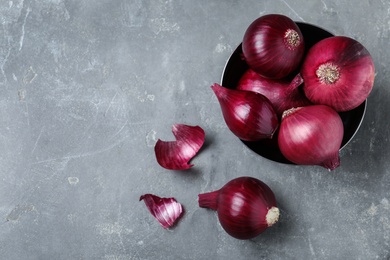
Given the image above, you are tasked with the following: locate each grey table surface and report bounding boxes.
[1,0,389,259]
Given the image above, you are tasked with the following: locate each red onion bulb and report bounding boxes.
[242,14,305,79]
[278,105,344,170]
[211,83,279,141]
[301,36,375,112]
[198,176,279,240]
[237,69,312,117]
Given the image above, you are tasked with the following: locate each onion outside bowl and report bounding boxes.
[220,22,367,164]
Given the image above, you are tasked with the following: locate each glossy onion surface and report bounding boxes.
[198,176,279,240]
[237,69,311,118]
[211,83,279,141]
[301,36,375,112]
[278,105,344,170]
[242,14,305,79]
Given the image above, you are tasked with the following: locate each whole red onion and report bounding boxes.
[301,36,375,112]
[237,69,311,117]
[278,105,344,170]
[242,14,305,79]
[211,83,279,141]
[198,176,279,240]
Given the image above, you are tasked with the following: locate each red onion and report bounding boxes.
[198,176,279,240]
[211,83,279,141]
[237,69,311,117]
[301,36,375,112]
[242,14,305,79]
[278,105,344,170]
[140,194,183,229]
[154,124,205,170]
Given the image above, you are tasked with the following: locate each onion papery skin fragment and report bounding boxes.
[237,69,312,118]
[242,14,305,79]
[301,36,375,112]
[198,176,279,240]
[211,83,279,141]
[278,105,344,170]
[140,194,183,229]
[154,124,205,170]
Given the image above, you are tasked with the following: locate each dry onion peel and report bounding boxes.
[140,194,183,229]
[154,124,205,170]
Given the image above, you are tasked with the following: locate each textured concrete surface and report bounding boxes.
[0,0,389,259]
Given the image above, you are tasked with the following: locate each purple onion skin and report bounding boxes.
[154,124,205,170]
[237,69,312,118]
[211,83,279,141]
[198,177,279,240]
[301,36,375,112]
[242,14,305,79]
[278,105,344,170]
[140,194,183,229]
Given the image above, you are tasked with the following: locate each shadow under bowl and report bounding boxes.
[220,22,367,164]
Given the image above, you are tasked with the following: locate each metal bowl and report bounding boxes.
[220,22,367,164]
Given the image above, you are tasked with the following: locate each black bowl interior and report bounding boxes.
[221,22,367,164]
